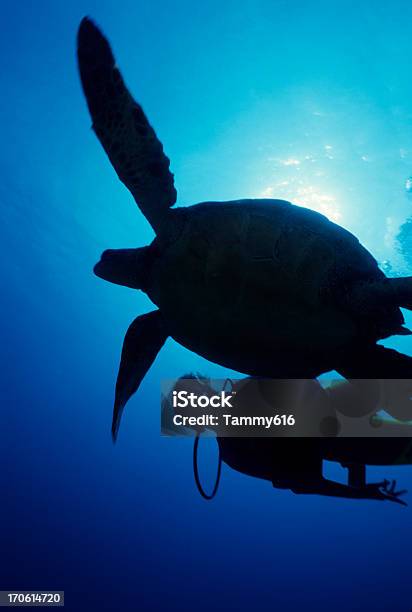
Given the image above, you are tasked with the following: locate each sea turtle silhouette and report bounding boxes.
[77,18,412,439]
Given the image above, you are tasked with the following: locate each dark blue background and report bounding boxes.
[2,1,412,610]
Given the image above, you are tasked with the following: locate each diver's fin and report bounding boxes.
[77,18,177,233]
[112,310,168,441]
[292,476,407,504]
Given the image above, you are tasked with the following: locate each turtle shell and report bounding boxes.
[148,199,403,377]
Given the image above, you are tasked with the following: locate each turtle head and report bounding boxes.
[94,247,151,290]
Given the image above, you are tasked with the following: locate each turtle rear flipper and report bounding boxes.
[338,345,412,379]
[385,276,412,310]
[77,18,177,232]
[337,345,412,421]
[350,276,412,312]
[112,310,168,441]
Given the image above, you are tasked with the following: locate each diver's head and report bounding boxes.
[173,373,212,396]
[93,247,150,290]
[171,373,214,434]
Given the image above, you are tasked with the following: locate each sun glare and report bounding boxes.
[257,183,342,222]
[255,148,343,223]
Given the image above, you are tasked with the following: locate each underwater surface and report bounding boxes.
[2,0,412,609]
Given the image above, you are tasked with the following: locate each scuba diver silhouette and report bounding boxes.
[163,375,412,505]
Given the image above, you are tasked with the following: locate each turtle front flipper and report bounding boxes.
[112,310,168,441]
[77,18,177,232]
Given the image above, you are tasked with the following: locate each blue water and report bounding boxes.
[2,1,412,610]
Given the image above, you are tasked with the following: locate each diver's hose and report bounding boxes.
[193,434,222,500]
